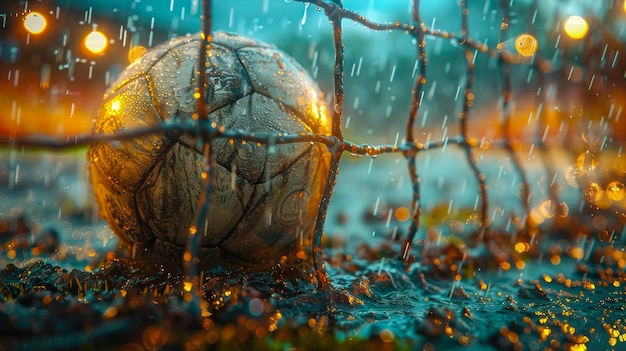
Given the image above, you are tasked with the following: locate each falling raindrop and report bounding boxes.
[300,2,310,26]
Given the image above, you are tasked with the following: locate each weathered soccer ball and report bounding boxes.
[88,32,331,269]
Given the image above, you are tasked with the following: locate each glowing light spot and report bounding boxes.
[576,152,597,173]
[569,343,587,351]
[593,187,612,209]
[538,199,556,219]
[514,34,538,57]
[379,329,394,343]
[110,100,121,113]
[84,31,108,54]
[506,330,520,343]
[183,281,193,292]
[606,181,625,201]
[128,45,147,63]
[570,247,584,260]
[394,207,411,222]
[529,209,545,226]
[563,16,589,40]
[103,306,118,318]
[24,12,47,35]
[514,242,529,253]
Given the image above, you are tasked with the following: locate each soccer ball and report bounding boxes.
[88,32,331,269]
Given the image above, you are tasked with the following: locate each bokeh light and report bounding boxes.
[514,34,538,57]
[394,207,410,222]
[84,31,108,54]
[606,181,625,201]
[110,100,121,113]
[563,16,589,40]
[24,12,47,35]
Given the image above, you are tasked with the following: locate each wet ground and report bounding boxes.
[0,148,625,351]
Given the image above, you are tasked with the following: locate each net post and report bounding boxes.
[400,0,427,263]
[458,0,490,243]
[183,0,214,305]
[497,0,533,240]
[312,1,346,289]
[529,0,564,227]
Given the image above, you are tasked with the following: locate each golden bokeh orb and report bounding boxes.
[24,12,47,35]
[563,16,589,40]
[514,34,538,57]
[84,31,108,54]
